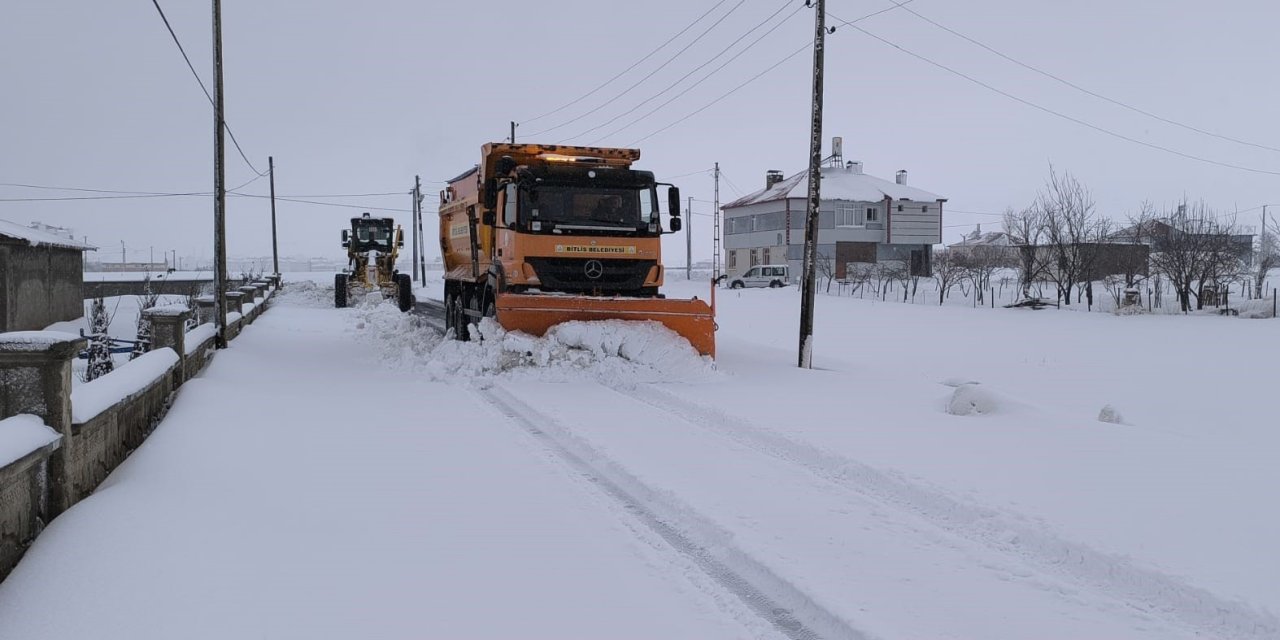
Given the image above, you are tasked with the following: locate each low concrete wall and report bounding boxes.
[0,435,59,578]
[66,359,177,505]
[82,278,246,300]
[0,281,276,582]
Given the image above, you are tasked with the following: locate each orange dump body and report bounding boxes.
[496,293,715,358]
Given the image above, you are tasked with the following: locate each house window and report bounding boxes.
[763,248,771,264]
[750,249,759,266]
[866,207,879,222]
[728,251,736,268]
[836,203,859,227]
[897,204,903,212]
[922,205,929,213]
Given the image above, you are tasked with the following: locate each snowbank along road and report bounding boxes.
[0,277,1275,639]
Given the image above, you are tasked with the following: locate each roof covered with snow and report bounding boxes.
[0,218,96,251]
[948,231,1013,248]
[723,165,945,209]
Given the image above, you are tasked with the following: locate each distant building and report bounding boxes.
[0,218,96,331]
[721,158,946,280]
[946,225,1018,266]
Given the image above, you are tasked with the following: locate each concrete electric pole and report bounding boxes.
[798,0,828,369]
[269,156,279,277]
[686,195,692,281]
[212,0,228,348]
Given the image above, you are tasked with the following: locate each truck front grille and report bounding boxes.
[526,258,655,292]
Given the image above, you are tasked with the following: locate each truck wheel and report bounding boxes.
[334,274,348,308]
[396,274,412,312]
[444,293,456,334]
[456,293,472,342]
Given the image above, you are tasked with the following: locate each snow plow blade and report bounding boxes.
[495,293,716,358]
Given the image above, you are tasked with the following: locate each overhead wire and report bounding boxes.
[521,0,749,139]
[565,0,802,144]
[626,1,914,146]
[895,4,1280,155]
[149,0,267,177]
[520,0,733,126]
[826,11,1280,177]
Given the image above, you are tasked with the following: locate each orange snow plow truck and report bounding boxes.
[439,143,715,357]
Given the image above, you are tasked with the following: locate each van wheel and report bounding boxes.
[769,280,783,288]
[730,280,744,289]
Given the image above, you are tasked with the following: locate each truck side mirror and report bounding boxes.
[670,217,682,233]
[482,210,496,226]
[342,230,349,242]
[667,186,681,217]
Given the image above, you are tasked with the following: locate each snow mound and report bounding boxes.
[276,279,332,308]
[1097,404,1125,424]
[352,302,715,384]
[0,415,60,468]
[945,383,1000,416]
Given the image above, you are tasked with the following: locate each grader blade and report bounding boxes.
[495,293,716,358]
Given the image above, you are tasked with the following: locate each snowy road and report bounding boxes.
[2,280,1276,639]
[0,287,766,639]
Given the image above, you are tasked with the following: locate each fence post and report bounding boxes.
[143,307,191,387]
[0,331,87,516]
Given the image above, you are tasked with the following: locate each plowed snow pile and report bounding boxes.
[351,297,715,384]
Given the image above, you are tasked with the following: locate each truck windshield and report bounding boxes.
[522,187,647,230]
[352,222,393,251]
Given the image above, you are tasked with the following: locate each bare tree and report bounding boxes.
[932,250,964,305]
[1145,200,1246,312]
[1003,206,1048,300]
[1253,214,1279,298]
[957,246,1003,306]
[1033,168,1102,306]
[815,252,836,293]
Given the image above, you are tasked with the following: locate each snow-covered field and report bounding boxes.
[3,275,1276,639]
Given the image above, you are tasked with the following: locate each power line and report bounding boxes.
[149,0,266,177]
[665,168,714,180]
[898,4,1280,155]
[229,193,411,213]
[828,12,1280,177]
[522,0,748,139]
[0,192,205,202]
[625,1,913,146]
[566,0,802,144]
[630,41,812,146]
[520,0,732,126]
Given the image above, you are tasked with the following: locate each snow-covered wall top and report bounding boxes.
[0,415,60,468]
[184,324,217,355]
[143,304,191,318]
[0,218,96,251]
[71,348,179,424]
[0,331,83,352]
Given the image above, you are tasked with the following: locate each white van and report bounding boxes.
[729,264,790,289]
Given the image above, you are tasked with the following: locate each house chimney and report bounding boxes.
[895,170,907,185]
[765,170,784,189]
[847,161,863,174]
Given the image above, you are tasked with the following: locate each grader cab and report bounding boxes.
[335,213,413,312]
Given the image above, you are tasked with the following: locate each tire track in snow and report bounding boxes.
[607,382,1280,640]
[473,383,873,640]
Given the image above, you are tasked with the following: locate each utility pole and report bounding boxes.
[212,0,228,349]
[686,195,693,280]
[510,121,517,144]
[713,163,721,282]
[798,0,828,369]
[417,180,427,282]
[269,156,279,277]
[411,176,421,282]
[121,241,126,265]
[150,246,154,268]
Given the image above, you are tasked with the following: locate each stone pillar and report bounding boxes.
[143,306,191,387]
[265,275,281,289]
[238,285,259,302]
[224,291,244,316]
[0,331,87,516]
[195,296,216,325]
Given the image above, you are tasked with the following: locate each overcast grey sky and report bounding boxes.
[2,0,1277,266]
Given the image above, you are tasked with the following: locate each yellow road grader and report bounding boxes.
[335,213,413,312]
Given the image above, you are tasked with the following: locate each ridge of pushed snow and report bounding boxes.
[350,298,715,384]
